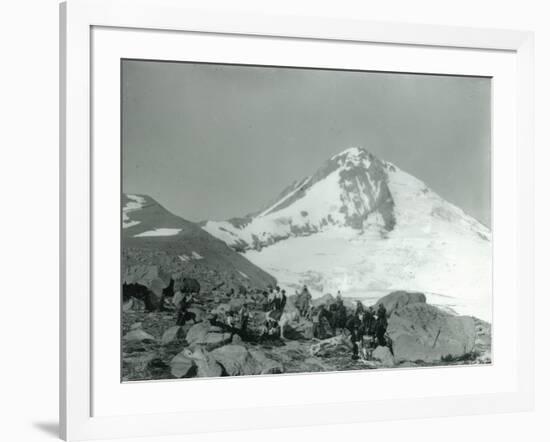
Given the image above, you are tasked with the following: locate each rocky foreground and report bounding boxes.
[122,291,491,381]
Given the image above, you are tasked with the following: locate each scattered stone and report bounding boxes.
[310,335,352,357]
[210,345,253,376]
[204,332,232,349]
[170,350,196,378]
[185,321,211,345]
[161,325,185,345]
[123,329,156,343]
[232,334,244,345]
[372,346,395,367]
[210,345,283,376]
[183,347,223,377]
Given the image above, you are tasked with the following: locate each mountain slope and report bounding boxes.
[122,194,276,289]
[202,147,492,321]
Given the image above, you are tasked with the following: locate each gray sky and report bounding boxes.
[122,60,491,226]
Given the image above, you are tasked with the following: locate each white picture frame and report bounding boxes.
[60,0,534,440]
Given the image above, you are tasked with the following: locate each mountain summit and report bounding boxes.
[203,147,492,321]
[203,147,398,251]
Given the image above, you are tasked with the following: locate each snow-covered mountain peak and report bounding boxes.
[202,147,491,256]
[331,146,372,168]
[203,147,402,251]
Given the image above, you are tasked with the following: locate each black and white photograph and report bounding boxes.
[121,60,492,381]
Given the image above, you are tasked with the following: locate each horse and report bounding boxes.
[122,282,160,312]
[177,277,200,295]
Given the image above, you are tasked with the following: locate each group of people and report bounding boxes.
[346,301,389,360]
[172,282,390,361]
[224,304,251,340]
[264,286,287,312]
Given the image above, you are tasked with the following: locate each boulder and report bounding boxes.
[161,325,185,345]
[387,303,476,363]
[170,350,196,378]
[210,345,255,376]
[123,329,156,343]
[130,322,142,330]
[185,321,211,345]
[123,264,171,289]
[375,291,426,316]
[185,320,232,349]
[204,332,232,350]
[231,334,244,345]
[210,345,283,376]
[310,335,352,357]
[182,347,223,378]
[372,346,395,367]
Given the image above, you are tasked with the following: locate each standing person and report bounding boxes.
[261,290,270,311]
[313,304,333,339]
[375,303,388,346]
[298,285,312,317]
[332,293,347,334]
[175,293,195,326]
[267,288,276,310]
[280,289,287,311]
[273,286,282,310]
[346,311,366,360]
[237,304,250,339]
[364,306,376,336]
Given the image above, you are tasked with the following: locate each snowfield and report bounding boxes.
[244,225,491,322]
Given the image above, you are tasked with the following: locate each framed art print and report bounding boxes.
[60,0,534,440]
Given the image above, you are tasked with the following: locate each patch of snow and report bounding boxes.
[134,228,181,237]
[123,219,140,229]
[122,194,146,229]
[191,251,203,260]
[238,271,249,279]
[179,254,190,262]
